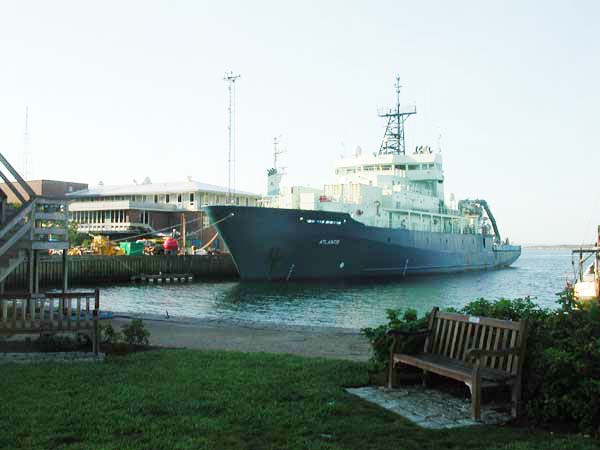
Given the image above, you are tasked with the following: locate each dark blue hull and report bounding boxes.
[204,205,521,281]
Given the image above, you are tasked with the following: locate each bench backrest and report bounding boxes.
[424,308,528,376]
[0,290,99,334]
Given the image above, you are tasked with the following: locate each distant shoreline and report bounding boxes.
[525,244,594,250]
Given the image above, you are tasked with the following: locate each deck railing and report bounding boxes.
[0,290,100,353]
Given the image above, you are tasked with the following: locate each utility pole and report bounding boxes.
[224,72,240,204]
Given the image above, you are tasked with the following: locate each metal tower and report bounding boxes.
[224,71,240,203]
[23,106,31,179]
[378,75,416,155]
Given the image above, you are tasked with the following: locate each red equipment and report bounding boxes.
[163,238,179,252]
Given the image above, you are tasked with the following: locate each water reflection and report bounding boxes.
[97,250,571,329]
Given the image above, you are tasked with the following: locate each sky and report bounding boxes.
[0,0,598,245]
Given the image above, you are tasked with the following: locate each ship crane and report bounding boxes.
[459,199,501,243]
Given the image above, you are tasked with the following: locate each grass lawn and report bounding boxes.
[1,349,598,450]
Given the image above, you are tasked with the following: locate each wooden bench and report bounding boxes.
[0,290,100,354]
[388,307,528,420]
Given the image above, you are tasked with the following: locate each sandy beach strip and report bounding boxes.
[111,315,371,362]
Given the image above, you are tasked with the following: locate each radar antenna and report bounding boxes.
[378,75,416,155]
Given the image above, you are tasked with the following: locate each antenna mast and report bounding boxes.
[378,75,416,155]
[23,106,31,179]
[273,136,285,171]
[224,71,240,203]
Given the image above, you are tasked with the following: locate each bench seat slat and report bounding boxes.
[394,353,514,384]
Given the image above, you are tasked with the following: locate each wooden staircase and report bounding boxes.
[0,153,69,291]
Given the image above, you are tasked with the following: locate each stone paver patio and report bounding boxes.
[347,386,511,429]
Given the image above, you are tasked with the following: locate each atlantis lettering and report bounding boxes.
[319,239,340,246]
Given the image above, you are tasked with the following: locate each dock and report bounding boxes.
[2,254,236,290]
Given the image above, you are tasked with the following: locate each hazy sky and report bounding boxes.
[0,1,598,245]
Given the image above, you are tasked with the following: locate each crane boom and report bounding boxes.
[475,200,501,243]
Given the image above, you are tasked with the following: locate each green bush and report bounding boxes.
[361,308,428,371]
[121,319,150,345]
[98,322,123,344]
[99,319,151,346]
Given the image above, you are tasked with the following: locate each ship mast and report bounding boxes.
[378,75,416,155]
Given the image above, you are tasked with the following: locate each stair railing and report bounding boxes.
[0,199,35,258]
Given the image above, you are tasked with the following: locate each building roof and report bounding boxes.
[67,180,259,198]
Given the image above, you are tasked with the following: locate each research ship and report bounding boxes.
[204,77,521,281]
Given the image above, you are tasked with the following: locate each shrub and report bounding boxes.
[121,319,150,346]
[99,319,151,347]
[98,323,123,344]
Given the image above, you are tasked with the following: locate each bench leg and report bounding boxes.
[470,382,481,420]
[92,326,98,356]
[387,359,397,389]
[511,379,522,418]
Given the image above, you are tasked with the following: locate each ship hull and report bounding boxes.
[204,205,521,281]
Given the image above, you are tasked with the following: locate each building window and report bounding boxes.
[177,194,182,203]
[154,195,158,203]
[190,193,195,203]
[245,198,249,206]
[166,194,170,203]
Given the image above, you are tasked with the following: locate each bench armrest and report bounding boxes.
[465,347,521,362]
[387,329,430,338]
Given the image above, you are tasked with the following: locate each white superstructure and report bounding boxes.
[261,78,494,239]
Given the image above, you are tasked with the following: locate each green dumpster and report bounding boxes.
[119,242,144,256]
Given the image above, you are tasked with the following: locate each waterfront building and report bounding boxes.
[0,179,88,205]
[67,179,260,246]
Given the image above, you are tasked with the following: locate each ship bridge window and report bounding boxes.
[363,165,376,171]
[395,164,406,170]
[407,165,418,170]
[381,165,392,171]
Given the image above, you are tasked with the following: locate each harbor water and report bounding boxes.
[98,249,573,330]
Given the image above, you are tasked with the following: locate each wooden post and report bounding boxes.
[62,250,68,293]
[28,249,34,294]
[182,213,187,254]
[92,289,99,355]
